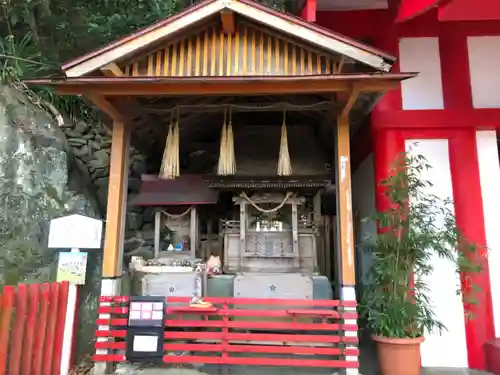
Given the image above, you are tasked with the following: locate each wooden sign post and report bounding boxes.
[48,214,103,375]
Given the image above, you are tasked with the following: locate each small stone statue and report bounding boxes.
[181,235,191,251]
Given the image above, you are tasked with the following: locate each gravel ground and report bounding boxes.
[110,361,493,375]
[92,342,494,375]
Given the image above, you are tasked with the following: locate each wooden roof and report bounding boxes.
[61,0,395,78]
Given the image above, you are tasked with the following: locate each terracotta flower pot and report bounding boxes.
[372,335,424,375]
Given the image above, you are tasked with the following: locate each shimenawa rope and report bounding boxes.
[240,192,293,214]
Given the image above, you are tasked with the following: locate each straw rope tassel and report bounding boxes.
[217,109,228,175]
[159,112,180,179]
[277,110,292,176]
[172,117,180,178]
[159,120,174,179]
[226,107,236,175]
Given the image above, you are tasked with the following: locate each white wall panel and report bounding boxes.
[406,139,468,368]
[476,130,500,336]
[399,38,444,110]
[468,36,500,108]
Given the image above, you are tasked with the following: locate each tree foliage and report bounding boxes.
[1,0,291,73]
[1,0,292,118]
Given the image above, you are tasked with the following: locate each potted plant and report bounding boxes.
[359,151,483,375]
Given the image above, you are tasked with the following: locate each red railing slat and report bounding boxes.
[51,281,69,375]
[93,354,126,362]
[42,283,59,375]
[162,355,359,368]
[94,340,361,356]
[94,329,358,344]
[21,284,40,375]
[32,283,50,375]
[0,282,71,375]
[96,318,357,332]
[8,284,28,375]
[94,295,360,370]
[97,307,358,319]
[98,295,357,307]
[0,287,15,375]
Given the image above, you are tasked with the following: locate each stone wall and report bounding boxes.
[0,85,106,356]
[0,84,158,358]
[60,117,156,263]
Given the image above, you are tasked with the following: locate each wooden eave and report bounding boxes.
[26,73,416,97]
[60,0,395,78]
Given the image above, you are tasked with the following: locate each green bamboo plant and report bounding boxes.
[359,151,484,339]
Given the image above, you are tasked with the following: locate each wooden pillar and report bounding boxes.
[190,206,198,258]
[102,120,130,278]
[239,202,246,270]
[336,115,355,286]
[95,120,129,375]
[336,105,358,375]
[313,192,323,274]
[154,210,161,257]
[336,93,357,288]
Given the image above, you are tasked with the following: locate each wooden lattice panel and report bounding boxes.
[122,23,340,77]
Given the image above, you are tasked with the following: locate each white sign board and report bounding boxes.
[48,214,103,249]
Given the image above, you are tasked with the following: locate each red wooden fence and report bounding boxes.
[94,296,359,369]
[0,282,70,375]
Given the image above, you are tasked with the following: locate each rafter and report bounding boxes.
[334,56,346,74]
[100,63,124,77]
[85,91,126,122]
[339,86,360,120]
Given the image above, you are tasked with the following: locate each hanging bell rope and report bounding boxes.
[277,110,292,176]
[217,107,236,176]
[159,109,180,179]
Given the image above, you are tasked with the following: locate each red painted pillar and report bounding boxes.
[448,130,495,370]
[300,0,316,22]
[370,10,404,213]
[371,127,405,212]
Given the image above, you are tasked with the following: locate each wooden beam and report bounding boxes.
[102,121,130,277]
[56,79,400,96]
[100,63,124,77]
[220,10,235,34]
[339,86,360,120]
[336,113,356,286]
[85,91,126,122]
[334,56,346,74]
[144,101,332,113]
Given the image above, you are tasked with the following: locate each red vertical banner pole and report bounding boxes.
[0,287,15,375]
